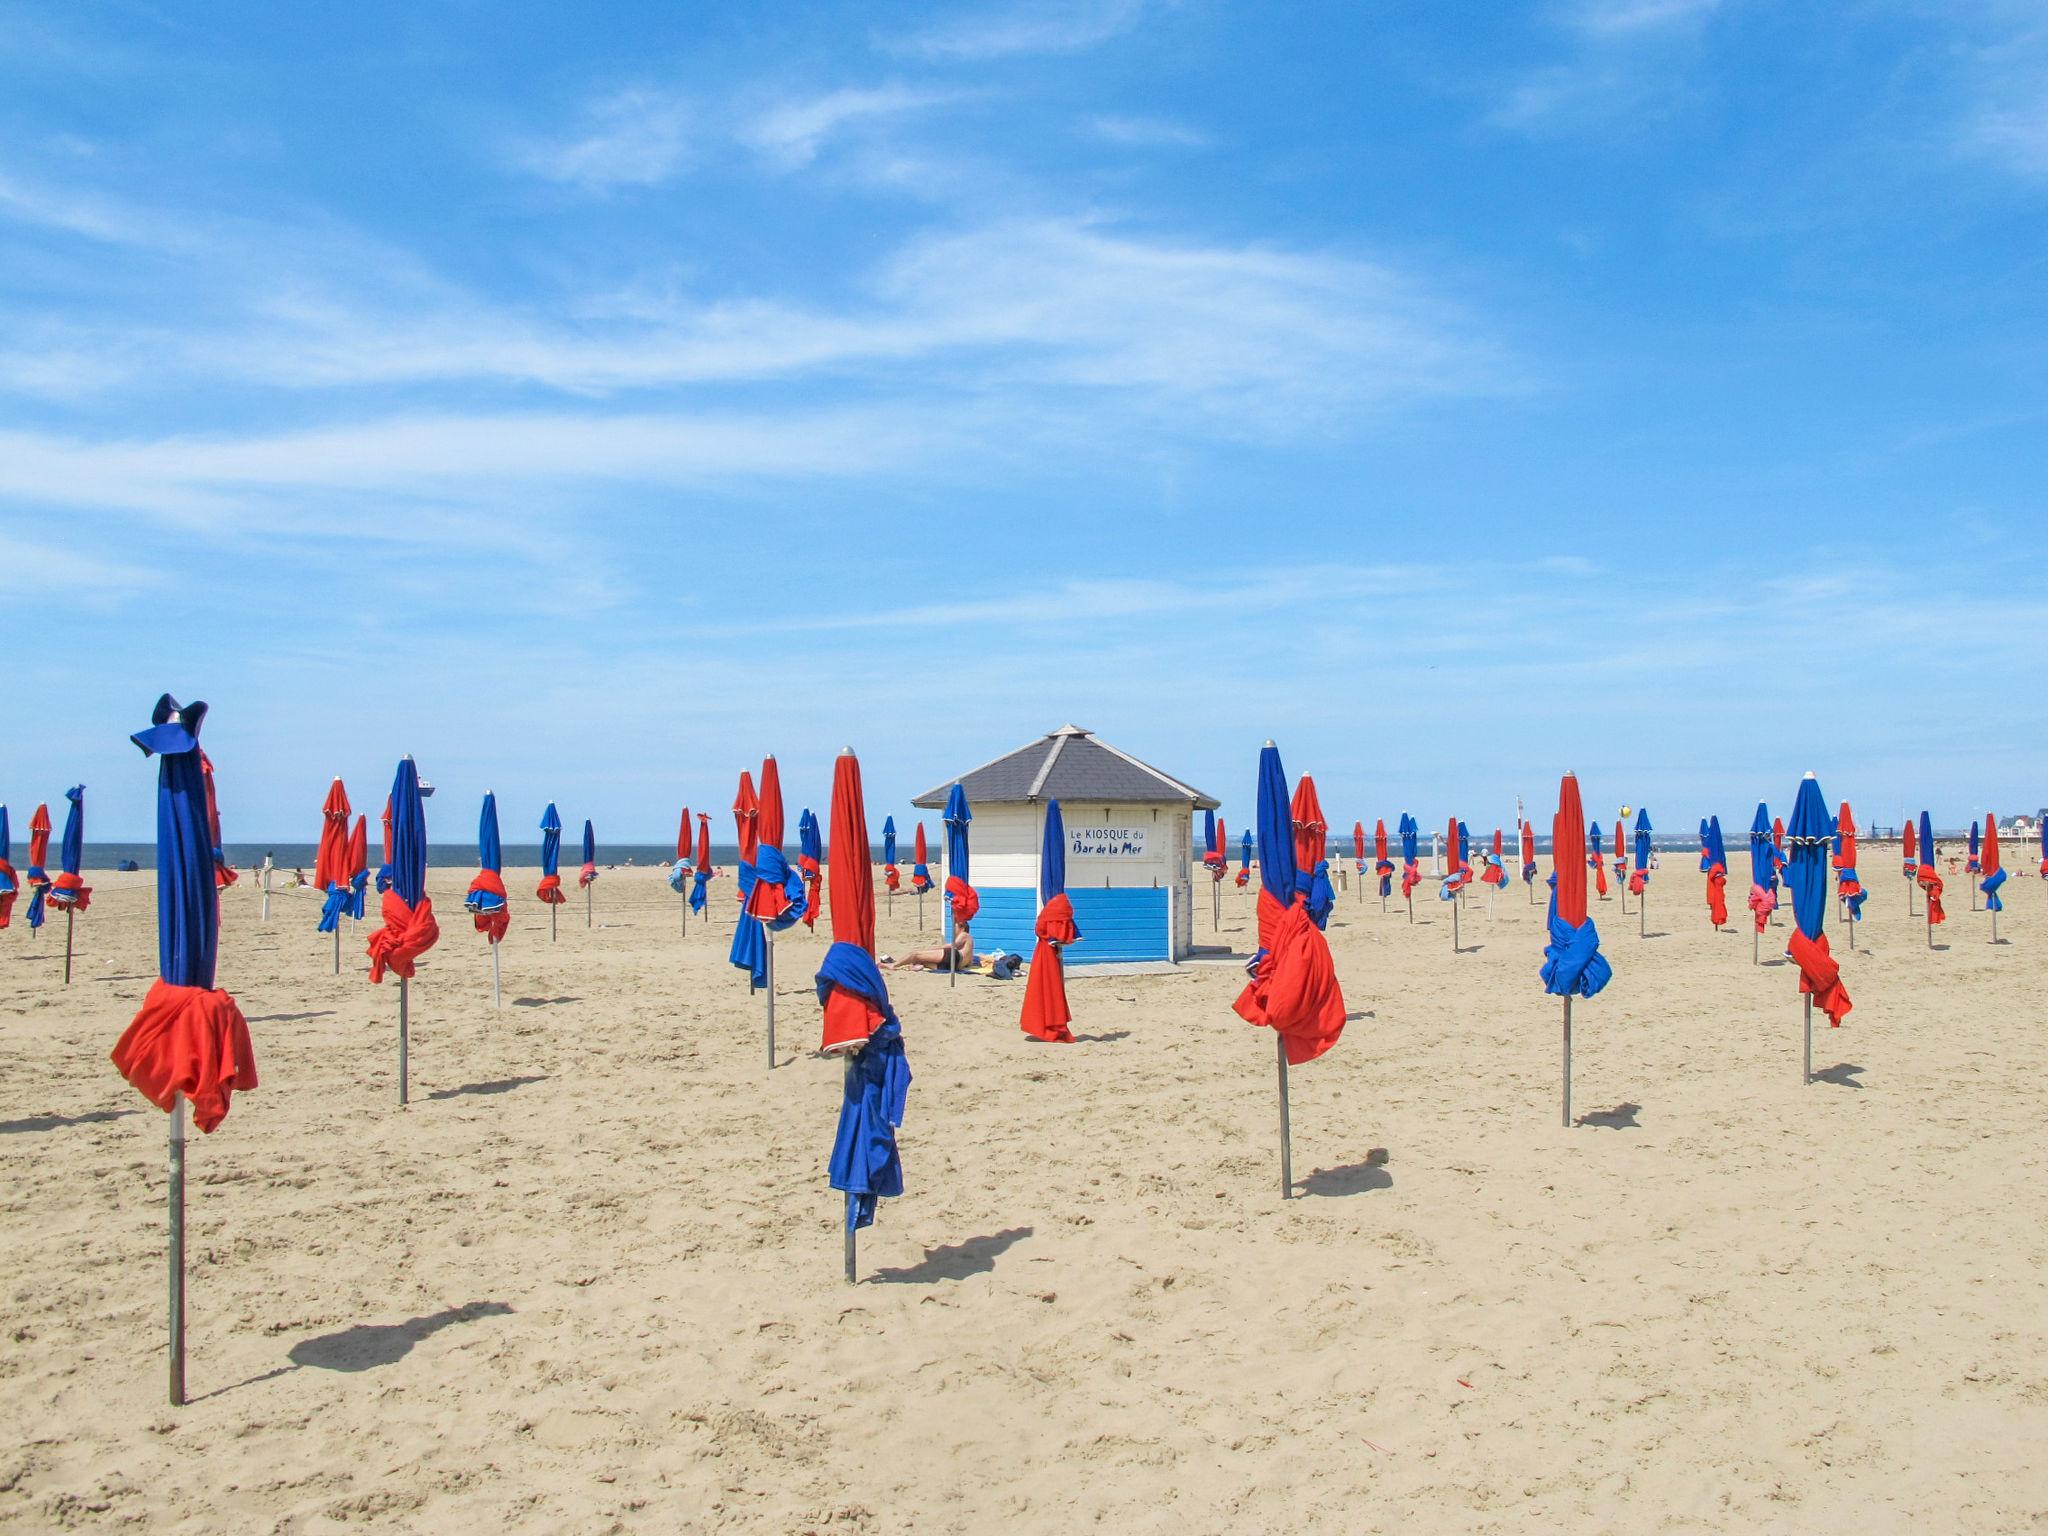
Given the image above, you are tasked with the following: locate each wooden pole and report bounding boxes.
[168,1094,187,1407]
[1561,998,1572,1127]
[398,977,409,1106]
[1276,1034,1292,1199]
[1452,900,1460,954]
[680,885,688,936]
[550,903,557,943]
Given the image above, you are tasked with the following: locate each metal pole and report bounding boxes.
[765,934,777,1069]
[333,925,340,975]
[491,940,501,1010]
[1640,892,1646,939]
[1452,901,1460,954]
[1406,891,1413,924]
[261,863,271,925]
[1276,1034,1292,1199]
[168,1095,186,1407]
[586,884,592,929]
[1562,998,1572,1127]
[550,903,557,943]
[1212,878,1219,933]
[680,886,688,936]
[1753,927,1758,966]
[1992,908,1999,945]
[918,890,925,931]
[1927,908,1933,950]
[843,1054,857,1283]
[1802,996,1812,1084]
[398,977,409,1106]
[64,907,74,984]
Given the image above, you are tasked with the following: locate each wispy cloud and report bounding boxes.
[1485,0,1721,133]
[1086,113,1208,148]
[741,84,969,170]
[1951,10,2048,180]
[509,88,691,190]
[1565,0,1722,37]
[879,0,1148,62]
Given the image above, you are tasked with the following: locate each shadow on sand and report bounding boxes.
[1297,1148,1391,1198]
[871,1228,1033,1285]
[427,1075,549,1101]
[0,1108,137,1136]
[1576,1102,1641,1130]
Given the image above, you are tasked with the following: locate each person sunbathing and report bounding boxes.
[883,928,974,972]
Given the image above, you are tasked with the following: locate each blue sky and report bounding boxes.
[2,0,2044,842]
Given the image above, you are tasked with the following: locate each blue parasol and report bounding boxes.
[1041,799,1067,904]
[49,786,90,980]
[1748,803,1776,891]
[942,783,975,987]
[0,805,14,929]
[1787,773,1853,1064]
[114,695,259,1406]
[464,794,509,998]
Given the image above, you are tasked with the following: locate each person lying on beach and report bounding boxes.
[882,929,974,972]
[291,867,308,888]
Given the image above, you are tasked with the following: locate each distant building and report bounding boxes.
[911,725,1218,963]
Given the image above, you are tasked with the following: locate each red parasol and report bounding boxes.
[1290,776,1327,871]
[315,779,350,893]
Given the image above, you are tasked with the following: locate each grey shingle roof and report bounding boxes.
[911,726,1219,810]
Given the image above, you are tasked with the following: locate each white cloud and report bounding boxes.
[740,85,967,171]
[880,0,1148,62]
[509,88,690,189]
[1086,114,1208,148]
[1565,0,1722,37]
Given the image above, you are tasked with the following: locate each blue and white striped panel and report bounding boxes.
[947,886,1170,963]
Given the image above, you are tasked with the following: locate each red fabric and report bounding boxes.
[367,890,440,982]
[1291,777,1328,872]
[1375,820,1389,864]
[1235,867,1249,888]
[1749,883,1776,931]
[1627,870,1646,896]
[1019,893,1078,1043]
[1352,822,1366,864]
[913,824,931,889]
[1554,776,1588,925]
[48,871,91,911]
[578,861,598,889]
[1833,803,1857,873]
[200,750,236,887]
[28,804,50,869]
[346,816,367,884]
[745,870,792,920]
[1705,864,1727,926]
[799,855,822,929]
[315,780,350,891]
[1917,866,1945,924]
[756,758,785,849]
[1982,816,2001,878]
[536,872,566,905]
[1772,818,1785,863]
[468,870,509,943]
[1902,820,1917,872]
[694,815,712,874]
[110,980,257,1134]
[733,772,760,866]
[0,859,14,928]
[676,808,691,862]
[820,987,886,1052]
[827,752,875,950]
[1400,861,1421,899]
[1787,928,1852,1026]
[946,874,979,927]
[1482,827,1506,885]
[381,798,393,868]
[885,863,901,891]
[1589,855,1608,899]
[1233,889,1347,1065]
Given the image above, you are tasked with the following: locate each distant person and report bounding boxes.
[883,928,974,973]
[291,867,308,888]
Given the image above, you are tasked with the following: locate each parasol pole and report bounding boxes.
[64,906,74,984]
[917,889,925,931]
[398,976,409,1106]
[1802,995,1812,1085]
[1212,876,1220,932]
[550,902,557,943]
[1640,889,1647,939]
[1452,899,1460,954]
[491,938,501,1009]
[1848,914,1855,951]
[765,932,776,1068]
[842,1055,858,1282]
[1406,889,1413,924]
[1926,903,1933,950]
[680,884,688,936]
[1753,925,1759,966]
[333,924,340,975]
[1562,998,1572,1127]
[168,1093,187,1406]
[586,882,592,929]
[1276,1034,1292,1199]
[261,860,271,925]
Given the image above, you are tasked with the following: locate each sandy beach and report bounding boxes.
[4,862,2046,1533]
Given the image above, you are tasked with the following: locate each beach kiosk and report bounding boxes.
[911,725,1219,964]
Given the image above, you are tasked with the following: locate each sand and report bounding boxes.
[4,859,2047,1533]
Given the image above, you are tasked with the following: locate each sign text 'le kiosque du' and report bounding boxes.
[1070,826,1148,858]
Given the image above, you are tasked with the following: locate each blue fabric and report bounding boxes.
[540,803,562,878]
[1540,888,1612,998]
[1699,818,1712,872]
[883,816,897,867]
[1633,808,1651,881]
[347,869,368,921]
[130,697,216,990]
[581,818,595,867]
[1983,867,2008,911]
[943,783,972,890]
[1239,827,1253,871]
[0,804,9,866]
[799,809,822,867]
[1253,744,1297,902]
[1041,799,1066,903]
[1918,811,1934,872]
[1749,803,1775,891]
[728,848,767,983]
[753,845,808,932]
[1588,821,1603,863]
[1399,813,1417,865]
[1305,858,1334,928]
[59,785,85,879]
[668,859,689,894]
[819,942,909,1233]
[26,881,46,929]
[318,882,350,931]
[1969,822,1980,859]
[478,792,502,874]
[690,868,709,913]
[388,759,427,907]
[1704,815,1728,870]
[1787,776,1832,941]
[1202,808,1217,860]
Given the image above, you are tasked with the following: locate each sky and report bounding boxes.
[2,0,2044,843]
